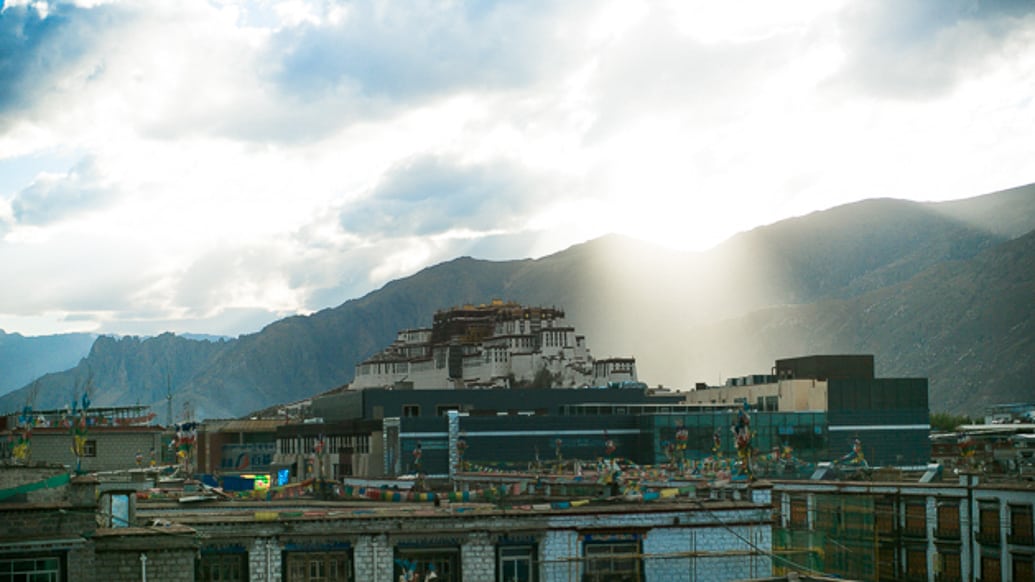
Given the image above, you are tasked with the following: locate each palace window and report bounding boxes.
[402,405,421,418]
[83,439,97,457]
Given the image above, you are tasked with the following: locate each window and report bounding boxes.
[498,545,536,582]
[582,535,641,582]
[1013,553,1034,582]
[790,497,808,528]
[1009,504,1033,545]
[402,405,421,418]
[0,556,62,582]
[83,439,97,457]
[437,405,460,417]
[981,554,1001,582]
[979,502,1001,545]
[197,553,248,582]
[905,501,926,536]
[395,547,460,582]
[285,552,351,582]
[906,546,927,578]
[937,549,961,582]
[936,503,961,539]
[876,499,896,535]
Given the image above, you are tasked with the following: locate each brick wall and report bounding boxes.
[0,464,68,504]
[247,537,282,582]
[643,528,692,581]
[353,534,393,581]
[460,531,493,581]
[29,430,163,472]
[540,529,579,581]
[94,548,195,582]
[0,506,95,541]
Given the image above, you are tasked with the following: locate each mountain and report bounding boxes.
[2,183,1033,418]
[682,228,1035,413]
[0,330,95,397]
[0,333,230,419]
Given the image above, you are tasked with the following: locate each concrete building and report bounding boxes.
[0,425,166,472]
[1,463,775,581]
[772,475,1035,582]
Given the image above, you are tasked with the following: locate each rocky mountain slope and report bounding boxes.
[2,183,1033,418]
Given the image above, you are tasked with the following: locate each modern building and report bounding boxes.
[685,355,931,467]
[350,300,638,390]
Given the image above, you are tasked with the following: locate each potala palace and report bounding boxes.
[350,299,638,389]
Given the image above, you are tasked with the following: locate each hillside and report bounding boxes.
[682,229,1035,413]
[0,330,95,396]
[0,333,230,418]
[2,183,1033,418]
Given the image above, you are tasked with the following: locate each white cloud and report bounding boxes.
[0,0,1033,337]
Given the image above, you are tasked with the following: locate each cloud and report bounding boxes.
[10,157,116,224]
[339,155,551,238]
[0,2,115,127]
[266,1,573,104]
[832,0,1035,99]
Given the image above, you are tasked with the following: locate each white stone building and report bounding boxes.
[351,300,638,390]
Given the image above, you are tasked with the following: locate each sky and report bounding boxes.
[1,0,1034,339]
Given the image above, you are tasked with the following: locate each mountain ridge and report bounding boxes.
[2,183,1033,418]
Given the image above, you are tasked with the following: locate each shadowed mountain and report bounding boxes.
[683,228,1035,413]
[0,330,95,397]
[2,183,1032,418]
